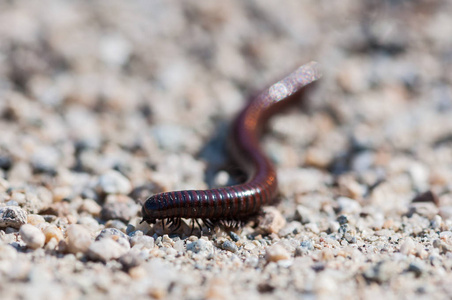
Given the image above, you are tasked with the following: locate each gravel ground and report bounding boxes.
[1,1,452,299]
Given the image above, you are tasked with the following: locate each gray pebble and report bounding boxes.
[407,262,424,278]
[279,221,302,237]
[337,215,348,225]
[221,240,238,253]
[100,195,139,222]
[295,205,312,224]
[363,261,397,283]
[6,200,19,206]
[0,206,27,229]
[300,240,314,251]
[101,202,137,222]
[431,215,442,229]
[187,239,207,253]
[118,250,145,271]
[229,231,240,242]
[126,224,136,234]
[344,233,356,244]
[96,227,128,241]
[104,219,127,232]
[294,246,308,257]
[407,202,439,219]
[4,227,18,234]
[351,151,375,172]
[432,239,450,254]
[338,224,349,236]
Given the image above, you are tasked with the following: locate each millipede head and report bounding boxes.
[141,194,163,224]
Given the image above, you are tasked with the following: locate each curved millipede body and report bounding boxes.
[142,61,322,228]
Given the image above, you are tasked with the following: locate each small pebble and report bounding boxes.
[337,215,348,225]
[118,250,145,271]
[101,195,139,222]
[66,224,92,254]
[131,235,155,250]
[96,227,129,241]
[265,244,290,262]
[259,207,286,234]
[43,225,64,243]
[412,190,439,206]
[407,262,424,278]
[439,206,452,220]
[97,170,132,195]
[407,202,439,219]
[187,239,208,253]
[337,197,361,214]
[27,214,45,226]
[294,246,308,257]
[245,255,259,268]
[221,240,238,253]
[295,205,312,224]
[229,231,240,242]
[87,238,130,262]
[105,219,127,232]
[79,199,102,216]
[244,242,256,251]
[174,240,185,252]
[19,224,45,249]
[300,240,314,250]
[431,215,442,229]
[0,206,27,229]
[363,261,397,283]
[279,221,302,237]
[400,237,415,255]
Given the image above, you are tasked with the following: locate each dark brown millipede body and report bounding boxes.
[142,61,322,229]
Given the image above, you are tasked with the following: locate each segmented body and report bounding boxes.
[142,62,321,227]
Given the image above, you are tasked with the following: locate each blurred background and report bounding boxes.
[1,0,450,206]
[0,0,451,298]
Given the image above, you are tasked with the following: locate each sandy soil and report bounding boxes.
[0,1,452,299]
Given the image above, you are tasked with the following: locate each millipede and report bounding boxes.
[141,61,322,230]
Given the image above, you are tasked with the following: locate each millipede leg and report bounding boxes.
[203,219,215,229]
[191,219,195,234]
[195,218,202,230]
[174,218,182,231]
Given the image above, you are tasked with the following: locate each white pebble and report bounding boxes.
[87,238,130,262]
[337,197,362,214]
[400,237,415,255]
[97,170,132,194]
[66,224,92,254]
[265,244,290,262]
[20,224,45,249]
